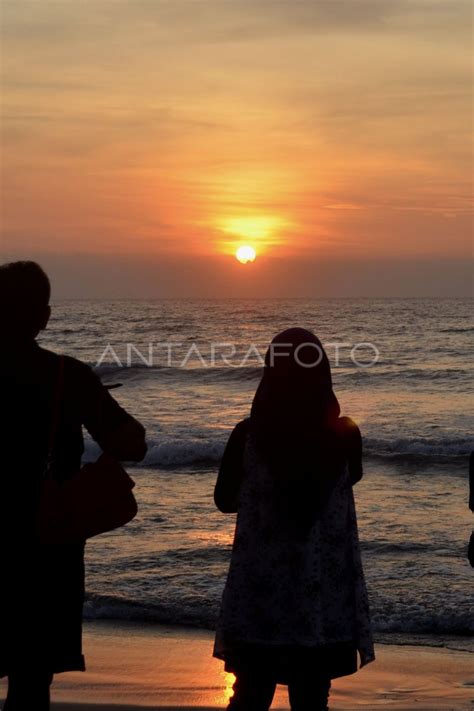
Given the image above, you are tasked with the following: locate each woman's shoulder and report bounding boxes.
[331,416,362,450]
[234,417,251,434]
[334,416,361,434]
[228,417,250,444]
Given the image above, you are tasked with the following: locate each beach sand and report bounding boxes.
[1,622,472,709]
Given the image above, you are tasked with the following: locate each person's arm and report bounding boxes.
[339,416,363,485]
[73,360,147,462]
[214,419,249,513]
[99,419,147,462]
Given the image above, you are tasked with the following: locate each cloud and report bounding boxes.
[2,1,471,49]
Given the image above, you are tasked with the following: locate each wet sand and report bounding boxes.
[1,622,472,709]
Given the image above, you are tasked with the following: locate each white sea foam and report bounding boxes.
[144,440,225,467]
[82,433,471,468]
[83,592,474,637]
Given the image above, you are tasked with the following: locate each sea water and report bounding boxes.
[38,298,473,651]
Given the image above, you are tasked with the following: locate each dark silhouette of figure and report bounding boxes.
[468,452,474,568]
[213,328,374,711]
[0,262,147,710]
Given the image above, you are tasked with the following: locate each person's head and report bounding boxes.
[0,261,51,343]
[251,327,340,433]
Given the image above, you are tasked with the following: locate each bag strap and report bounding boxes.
[43,355,65,479]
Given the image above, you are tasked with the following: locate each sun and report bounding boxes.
[236,245,256,264]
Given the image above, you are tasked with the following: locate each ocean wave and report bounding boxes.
[371,609,474,637]
[361,540,439,554]
[366,367,470,382]
[83,432,471,469]
[94,363,263,384]
[82,436,224,467]
[83,592,474,637]
[149,545,231,565]
[94,362,151,375]
[364,436,471,460]
[440,327,474,334]
[144,440,225,467]
[93,362,472,392]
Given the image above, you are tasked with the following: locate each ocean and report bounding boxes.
[38,298,473,651]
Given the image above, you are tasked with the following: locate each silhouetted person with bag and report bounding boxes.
[214,328,374,711]
[0,261,147,710]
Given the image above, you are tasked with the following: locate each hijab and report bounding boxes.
[249,328,343,520]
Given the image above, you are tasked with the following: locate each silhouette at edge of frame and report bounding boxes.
[213,328,375,711]
[0,261,147,711]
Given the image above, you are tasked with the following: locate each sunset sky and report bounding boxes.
[1,0,472,297]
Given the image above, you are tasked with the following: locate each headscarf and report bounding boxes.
[249,328,343,520]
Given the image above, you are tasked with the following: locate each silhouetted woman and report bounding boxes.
[214,328,374,711]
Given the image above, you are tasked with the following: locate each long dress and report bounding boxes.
[214,424,375,682]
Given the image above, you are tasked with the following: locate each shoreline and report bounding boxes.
[1,621,472,709]
[80,619,474,655]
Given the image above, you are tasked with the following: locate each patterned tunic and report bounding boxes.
[214,429,375,677]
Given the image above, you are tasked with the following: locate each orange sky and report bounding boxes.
[0,1,472,296]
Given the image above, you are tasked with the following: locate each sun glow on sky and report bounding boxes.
[0,0,471,296]
[218,215,286,256]
[221,216,283,241]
